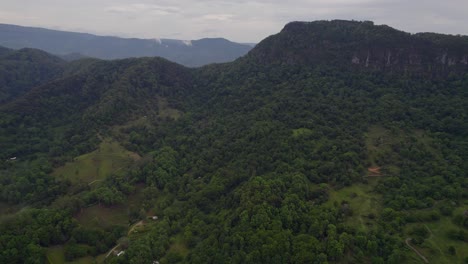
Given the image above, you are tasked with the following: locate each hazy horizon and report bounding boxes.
[1,0,467,43]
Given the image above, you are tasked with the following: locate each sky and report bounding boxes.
[0,0,467,43]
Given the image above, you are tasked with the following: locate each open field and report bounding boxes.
[53,140,140,184]
[45,141,143,263]
[404,206,468,264]
[364,125,439,176]
[46,246,106,264]
[75,204,129,228]
[326,181,381,231]
[167,234,189,257]
[47,246,65,264]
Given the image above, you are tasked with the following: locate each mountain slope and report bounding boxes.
[0,20,467,264]
[248,20,468,74]
[0,23,253,67]
[0,56,192,162]
[0,47,65,103]
[0,46,12,57]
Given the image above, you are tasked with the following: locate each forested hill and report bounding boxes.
[248,20,468,74]
[0,20,467,264]
[0,47,65,103]
[0,23,253,67]
[0,56,193,162]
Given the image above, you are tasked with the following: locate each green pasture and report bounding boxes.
[53,140,139,184]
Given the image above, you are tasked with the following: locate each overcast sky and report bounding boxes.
[0,0,467,42]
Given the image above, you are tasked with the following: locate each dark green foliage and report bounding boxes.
[453,212,468,228]
[143,146,180,189]
[0,209,76,263]
[0,20,467,263]
[439,201,455,216]
[447,229,468,242]
[65,242,93,260]
[448,245,457,255]
[0,47,64,103]
[0,158,68,204]
[116,220,171,263]
[409,226,430,240]
[69,226,126,255]
[84,186,125,206]
[405,211,441,223]
[248,20,468,75]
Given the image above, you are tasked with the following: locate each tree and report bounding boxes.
[448,246,456,256]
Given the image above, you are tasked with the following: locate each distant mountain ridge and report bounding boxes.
[0,23,253,67]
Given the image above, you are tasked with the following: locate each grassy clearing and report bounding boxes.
[168,234,189,257]
[76,185,145,228]
[364,125,405,178]
[0,202,23,221]
[47,246,106,264]
[365,125,391,168]
[53,140,140,184]
[47,246,65,264]
[109,96,181,149]
[75,204,129,228]
[326,180,381,231]
[157,97,181,120]
[404,206,468,264]
[422,220,466,264]
[68,256,98,264]
[365,125,438,173]
[292,128,313,138]
[365,125,467,263]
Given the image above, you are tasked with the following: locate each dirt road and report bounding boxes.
[105,220,145,258]
[405,238,429,263]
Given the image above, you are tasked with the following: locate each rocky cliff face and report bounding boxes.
[247,20,468,75]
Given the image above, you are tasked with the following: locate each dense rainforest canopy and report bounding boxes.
[0,20,467,264]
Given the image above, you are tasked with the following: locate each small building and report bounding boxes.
[152,216,158,220]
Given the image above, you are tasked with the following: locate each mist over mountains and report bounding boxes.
[0,23,253,67]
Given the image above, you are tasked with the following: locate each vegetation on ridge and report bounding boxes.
[0,20,467,264]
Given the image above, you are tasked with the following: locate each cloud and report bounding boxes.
[0,11,39,22]
[201,14,234,21]
[106,3,180,16]
[1,0,468,42]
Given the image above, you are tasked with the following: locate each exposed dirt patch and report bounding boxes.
[367,167,382,176]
